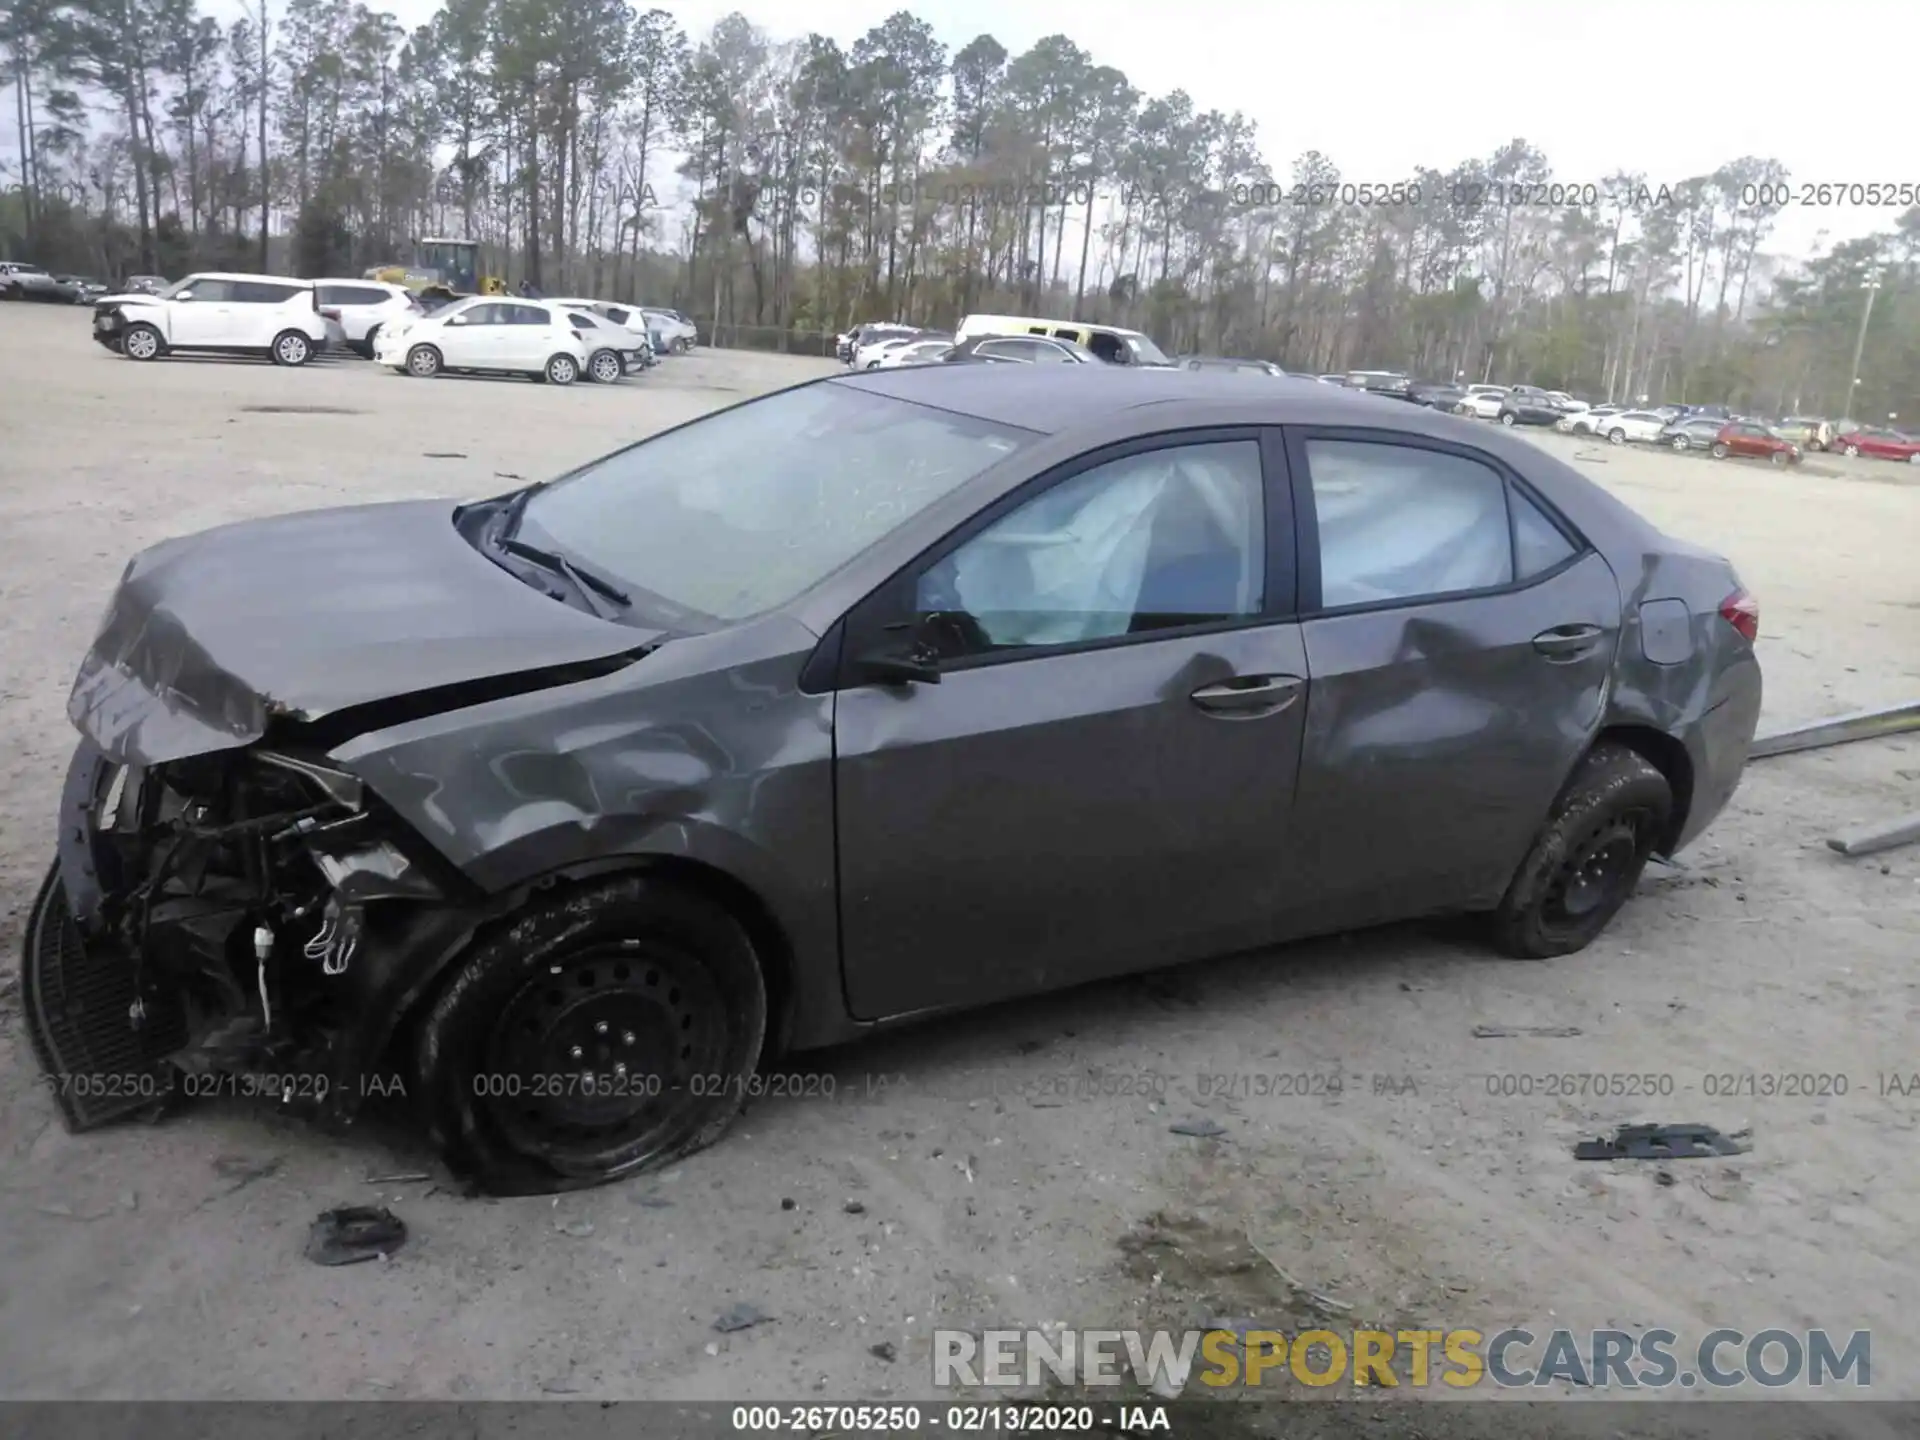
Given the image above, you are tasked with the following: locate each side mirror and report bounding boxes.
[173,290,193,301]
[448,313,468,325]
[853,618,945,687]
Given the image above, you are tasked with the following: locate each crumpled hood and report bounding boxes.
[70,499,659,765]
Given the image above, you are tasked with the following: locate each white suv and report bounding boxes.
[640,307,698,353]
[314,279,423,358]
[373,295,591,384]
[92,272,333,365]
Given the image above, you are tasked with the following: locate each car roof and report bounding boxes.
[187,271,313,286]
[837,361,1449,435]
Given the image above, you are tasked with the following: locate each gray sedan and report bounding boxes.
[25,366,1763,1193]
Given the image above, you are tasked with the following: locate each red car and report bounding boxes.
[1833,426,1920,463]
[1710,421,1801,466]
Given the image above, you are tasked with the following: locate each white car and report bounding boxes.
[90,272,333,366]
[875,337,954,367]
[1588,409,1670,445]
[1547,391,1589,413]
[1559,404,1623,435]
[373,295,591,384]
[640,307,698,353]
[546,298,658,368]
[550,303,651,382]
[854,335,925,369]
[1459,384,1510,418]
[314,279,423,358]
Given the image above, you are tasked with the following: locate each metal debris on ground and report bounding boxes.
[364,1171,432,1185]
[1748,699,1920,759]
[1573,1123,1751,1161]
[713,1303,770,1333]
[1472,1024,1584,1038]
[843,1200,867,1215]
[869,1341,897,1362]
[1826,810,1920,858]
[304,1205,408,1265]
[1169,1118,1227,1138]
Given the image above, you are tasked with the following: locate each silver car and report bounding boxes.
[25,368,1762,1194]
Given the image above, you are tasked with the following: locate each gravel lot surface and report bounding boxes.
[2,304,1916,1423]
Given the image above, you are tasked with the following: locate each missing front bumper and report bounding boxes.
[23,859,189,1130]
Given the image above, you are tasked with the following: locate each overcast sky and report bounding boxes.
[12,0,1910,263]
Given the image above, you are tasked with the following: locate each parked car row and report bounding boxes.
[1,262,111,303]
[83,269,697,385]
[836,313,1180,371]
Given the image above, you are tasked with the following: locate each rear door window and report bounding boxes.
[234,281,303,304]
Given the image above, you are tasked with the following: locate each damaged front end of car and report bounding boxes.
[25,736,484,1131]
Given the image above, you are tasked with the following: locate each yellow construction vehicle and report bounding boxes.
[364,237,505,306]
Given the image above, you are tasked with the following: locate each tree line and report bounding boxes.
[5,0,1920,416]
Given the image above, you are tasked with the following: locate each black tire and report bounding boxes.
[672,336,690,354]
[1671,436,1690,451]
[414,874,768,1194]
[1498,411,1517,426]
[406,343,442,378]
[1489,742,1673,959]
[588,348,622,383]
[122,322,165,361]
[1710,441,1729,458]
[1771,449,1790,466]
[360,323,382,359]
[545,352,579,385]
[271,329,313,366]
[1607,427,1626,444]
[1843,443,1860,457]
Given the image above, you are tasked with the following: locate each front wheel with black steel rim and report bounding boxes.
[1488,742,1673,959]
[122,322,164,361]
[271,329,313,367]
[588,348,622,383]
[413,874,768,1194]
[406,343,442,378]
[545,353,578,386]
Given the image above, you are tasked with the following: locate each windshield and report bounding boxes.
[1123,333,1173,366]
[519,383,1035,625]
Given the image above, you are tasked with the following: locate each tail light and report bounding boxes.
[1719,588,1759,643]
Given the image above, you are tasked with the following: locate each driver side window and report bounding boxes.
[911,439,1266,658]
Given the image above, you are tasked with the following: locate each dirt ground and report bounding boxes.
[2,302,1917,1413]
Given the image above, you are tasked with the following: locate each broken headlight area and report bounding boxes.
[27,742,452,1132]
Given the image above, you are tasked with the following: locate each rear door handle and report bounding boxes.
[1190,674,1304,718]
[1532,623,1605,660]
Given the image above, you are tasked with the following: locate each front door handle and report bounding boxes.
[1532,623,1604,660]
[1190,674,1304,718]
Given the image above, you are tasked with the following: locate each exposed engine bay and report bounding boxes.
[26,740,460,1132]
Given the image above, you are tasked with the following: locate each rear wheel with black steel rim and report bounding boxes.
[1489,742,1673,959]
[414,874,767,1194]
